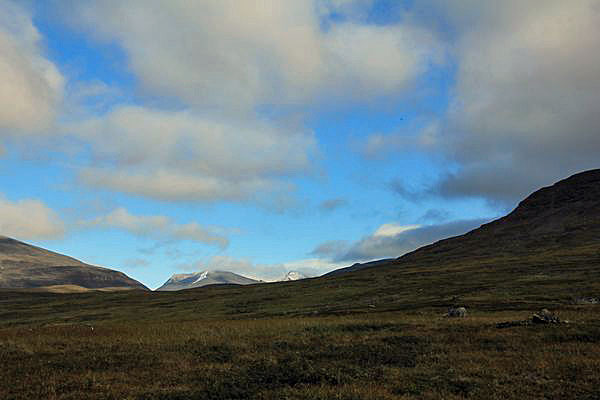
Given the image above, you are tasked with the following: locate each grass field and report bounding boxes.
[2,241,600,400]
[1,306,599,399]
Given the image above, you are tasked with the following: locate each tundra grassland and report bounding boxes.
[2,245,600,399]
[1,307,600,400]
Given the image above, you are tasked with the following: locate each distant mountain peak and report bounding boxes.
[157,270,259,291]
[192,270,209,284]
[282,271,308,281]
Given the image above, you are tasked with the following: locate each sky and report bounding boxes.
[1,0,599,289]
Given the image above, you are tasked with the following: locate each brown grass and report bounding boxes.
[1,229,599,399]
[1,306,599,399]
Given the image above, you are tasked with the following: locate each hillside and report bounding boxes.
[330,169,600,276]
[0,236,147,291]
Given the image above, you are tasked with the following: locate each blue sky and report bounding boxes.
[1,1,599,289]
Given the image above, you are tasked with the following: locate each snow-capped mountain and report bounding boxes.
[282,271,308,281]
[156,270,260,291]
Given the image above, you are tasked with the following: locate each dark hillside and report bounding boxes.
[345,169,600,274]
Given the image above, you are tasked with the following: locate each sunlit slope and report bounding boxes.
[0,236,148,291]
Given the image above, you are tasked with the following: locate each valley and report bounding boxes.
[1,170,600,399]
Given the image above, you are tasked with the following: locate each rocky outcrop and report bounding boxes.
[446,307,467,317]
[496,309,567,328]
[572,296,599,305]
[532,309,561,324]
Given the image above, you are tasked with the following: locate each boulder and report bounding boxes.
[573,296,599,305]
[497,308,567,328]
[532,308,561,324]
[447,307,467,317]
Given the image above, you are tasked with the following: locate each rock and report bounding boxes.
[447,307,467,317]
[573,296,599,305]
[532,308,561,324]
[498,309,568,328]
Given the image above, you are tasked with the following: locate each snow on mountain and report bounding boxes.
[156,270,259,291]
[192,270,209,284]
[282,271,308,281]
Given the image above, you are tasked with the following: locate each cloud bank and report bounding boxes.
[313,219,489,262]
[355,0,600,205]
[45,1,442,206]
[71,106,315,203]
[69,0,440,111]
[435,0,600,203]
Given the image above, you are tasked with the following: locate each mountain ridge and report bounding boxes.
[328,169,600,276]
[0,236,148,291]
[157,270,260,291]
[282,271,309,281]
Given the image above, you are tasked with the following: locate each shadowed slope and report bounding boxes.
[332,169,600,275]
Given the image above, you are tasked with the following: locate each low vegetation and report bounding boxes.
[1,282,599,399]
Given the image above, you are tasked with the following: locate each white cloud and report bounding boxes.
[71,106,316,204]
[31,1,442,207]
[322,22,439,99]
[0,1,64,134]
[79,168,286,203]
[313,219,488,262]
[83,207,229,248]
[66,0,441,111]
[0,196,65,240]
[73,106,315,179]
[373,223,420,237]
